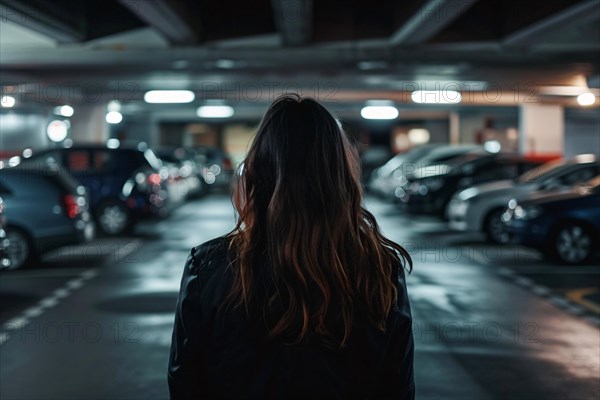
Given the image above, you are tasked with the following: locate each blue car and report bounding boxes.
[504,176,600,264]
[0,164,95,269]
[26,145,170,235]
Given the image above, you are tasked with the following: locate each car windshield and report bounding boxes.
[518,159,568,183]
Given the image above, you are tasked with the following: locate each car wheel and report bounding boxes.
[96,201,131,236]
[552,222,594,265]
[485,209,511,244]
[5,228,35,270]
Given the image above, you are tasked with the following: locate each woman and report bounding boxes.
[168,95,414,400]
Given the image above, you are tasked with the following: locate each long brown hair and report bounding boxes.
[226,94,411,348]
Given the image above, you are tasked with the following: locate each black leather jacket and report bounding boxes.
[168,236,415,400]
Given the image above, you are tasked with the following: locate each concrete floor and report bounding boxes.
[1,194,598,400]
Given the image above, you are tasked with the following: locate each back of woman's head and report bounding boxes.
[228,94,411,348]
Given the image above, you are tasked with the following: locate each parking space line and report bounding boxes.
[0,238,140,347]
[467,246,600,328]
[0,268,86,279]
[0,268,98,347]
[565,288,600,314]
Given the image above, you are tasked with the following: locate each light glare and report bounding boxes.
[577,92,596,106]
[196,105,235,118]
[106,111,123,124]
[360,106,399,120]
[411,90,462,104]
[144,90,195,104]
[1,95,16,108]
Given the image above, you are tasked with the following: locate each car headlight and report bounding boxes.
[513,205,542,220]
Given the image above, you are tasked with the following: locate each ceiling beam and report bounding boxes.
[391,0,479,46]
[271,0,313,46]
[503,0,600,48]
[117,0,197,45]
[0,0,84,43]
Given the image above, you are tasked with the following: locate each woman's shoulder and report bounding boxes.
[191,235,229,262]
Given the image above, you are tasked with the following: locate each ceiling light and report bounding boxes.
[360,105,399,120]
[106,111,123,124]
[144,90,195,104]
[408,129,430,145]
[577,92,596,106]
[107,138,120,149]
[47,120,69,142]
[1,95,15,108]
[196,105,234,118]
[411,90,462,104]
[483,140,502,153]
[54,105,74,117]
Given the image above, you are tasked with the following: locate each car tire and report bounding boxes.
[549,222,595,265]
[96,200,132,236]
[4,227,36,270]
[484,209,511,245]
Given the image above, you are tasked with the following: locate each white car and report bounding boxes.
[370,144,481,200]
[446,156,600,243]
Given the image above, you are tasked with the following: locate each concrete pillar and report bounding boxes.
[449,112,460,145]
[518,104,564,157]
[69,104,108,144]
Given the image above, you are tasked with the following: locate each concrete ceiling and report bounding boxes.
[1,0,599,118]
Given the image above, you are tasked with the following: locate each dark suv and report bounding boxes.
[27,145,170,235]
[0,164,94,269]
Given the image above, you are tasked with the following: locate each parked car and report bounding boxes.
[383,145,484,201]
[0,164,94,269]
[190,146,235,191]
[369,144,442,197]
[399,152,541,218]
[0,196,10,270]
[446,156,600,243]
[503,176,600,265]
[156,147,206,198]
[26,145,170,235]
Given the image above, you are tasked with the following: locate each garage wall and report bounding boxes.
[564,108,600,157]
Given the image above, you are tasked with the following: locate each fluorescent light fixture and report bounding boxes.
[577,92,596,106]
[411,90,462,104]
[107,138,120,149]
[144,90,195,104]
[54,105,74,117]
[1,95,15,108]
[360,105,398,120]
[197,105,234,118]
[106,111,123,124]
[47,120,69,142]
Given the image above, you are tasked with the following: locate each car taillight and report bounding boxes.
[63,194,81,219]
[148,173,161,186]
